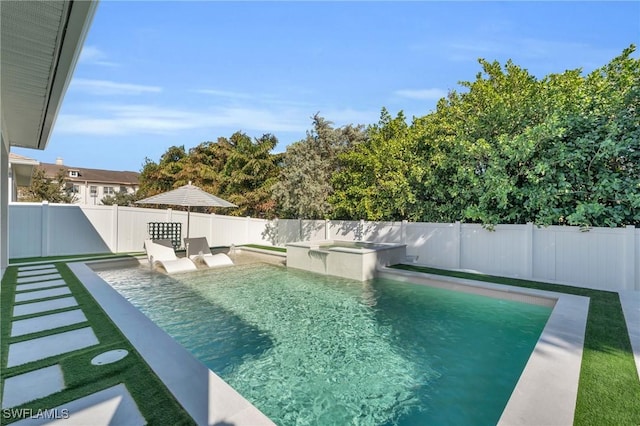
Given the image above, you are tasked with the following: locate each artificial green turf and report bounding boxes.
[392,264,640,426]
[0,264,194,425]
[241,244,287,253]
[9,252,144,265]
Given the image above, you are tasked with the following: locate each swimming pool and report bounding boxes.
[98,262,551,425]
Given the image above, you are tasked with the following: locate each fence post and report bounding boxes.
[623,225,636,291]
[41,201,49,257]
[209,213,215,246]
[111,204,119,253]
[246,216,251,245]
[524,222,534,278]
[402,220,408,245]
[453,221,461,269]
[299,218,303,242]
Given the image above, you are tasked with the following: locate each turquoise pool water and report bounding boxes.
[99,263,551,425]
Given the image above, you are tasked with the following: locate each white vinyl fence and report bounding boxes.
[8,202,639,291]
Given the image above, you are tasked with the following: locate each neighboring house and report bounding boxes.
[38,158,140,205]
[8,153,40,203]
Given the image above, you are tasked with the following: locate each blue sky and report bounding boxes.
[12,1,640,172]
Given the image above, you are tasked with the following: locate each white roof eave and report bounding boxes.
[1,0,99,151]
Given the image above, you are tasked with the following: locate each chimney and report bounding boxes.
[55,157,63,165]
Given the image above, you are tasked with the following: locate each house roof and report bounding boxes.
[9,153,40,187]
[1,1,97,150]
[39,162,140,186]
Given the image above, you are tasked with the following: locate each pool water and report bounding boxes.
[99,263,551,425]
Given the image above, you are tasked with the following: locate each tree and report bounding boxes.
[464,45,640,227]
[331,109,424,220]
[22,168,77,203]
[101,190,139,206]
[137,145,188,198]
[137,133,282,218]
[272,114,366,219]
[217,132,283,218]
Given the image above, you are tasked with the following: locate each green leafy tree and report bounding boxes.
[101,190,139,206]
[272,114,366,219]
[465,46,639,227]
[137,145,188,198]
[331,109,424,220]
[22,168,78,203]
[137,133,282,218]
[218,132,283,218]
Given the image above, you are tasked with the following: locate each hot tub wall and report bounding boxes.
[286,241,406,281]
[329,245,405,281]
[286,242,330,275]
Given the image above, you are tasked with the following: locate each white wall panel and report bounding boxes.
[636,229,640,290]
[247,218,272,245]
[461,224,527,277]
[329,220,360,241]
[8,203,43,258]
[276,219,301,245]
[553,227,626,290]
[361,221,402,243]
[117,206,167,252]
[47,204,110,255]
[405,223,459,269]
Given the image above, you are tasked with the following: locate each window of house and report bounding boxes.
[90,186,97,196]
[69,170,79,177]
[104,186,115,196]
[119,186,127,193]
[71,184,80,193]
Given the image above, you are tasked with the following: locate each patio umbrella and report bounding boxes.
[135,181,236,238]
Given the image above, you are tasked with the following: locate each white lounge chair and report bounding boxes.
[144,239,198,274]
[184,237,234,268]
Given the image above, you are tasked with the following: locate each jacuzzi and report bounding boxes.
[286,240,407,281]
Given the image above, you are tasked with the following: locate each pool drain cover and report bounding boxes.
[91,349,129,365]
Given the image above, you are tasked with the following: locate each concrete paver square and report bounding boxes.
[10,383,145,426]
[15,287,71,303]
[16,274,63,284]
[1,365,64,409]
[11,309,88,337]
[17,268,58,278]
[7,327,99,367]
[17,264,56,271]
[16,280,66,292]
[13,297,78,317]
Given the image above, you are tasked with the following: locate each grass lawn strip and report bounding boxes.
[241,244,287,253]
[9,253,144,265]
[392,264,640,426]
[1,264,194,425]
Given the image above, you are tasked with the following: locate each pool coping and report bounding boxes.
[378,267,590,426]
[67,261,275,426]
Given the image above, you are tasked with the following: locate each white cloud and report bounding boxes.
[78,46,119,67]
[55,103,310,136]
[394,88,448,100]
[54,102,378,138]
[71,79,163,96]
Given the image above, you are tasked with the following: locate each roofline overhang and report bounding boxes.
[36,0,99,150]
